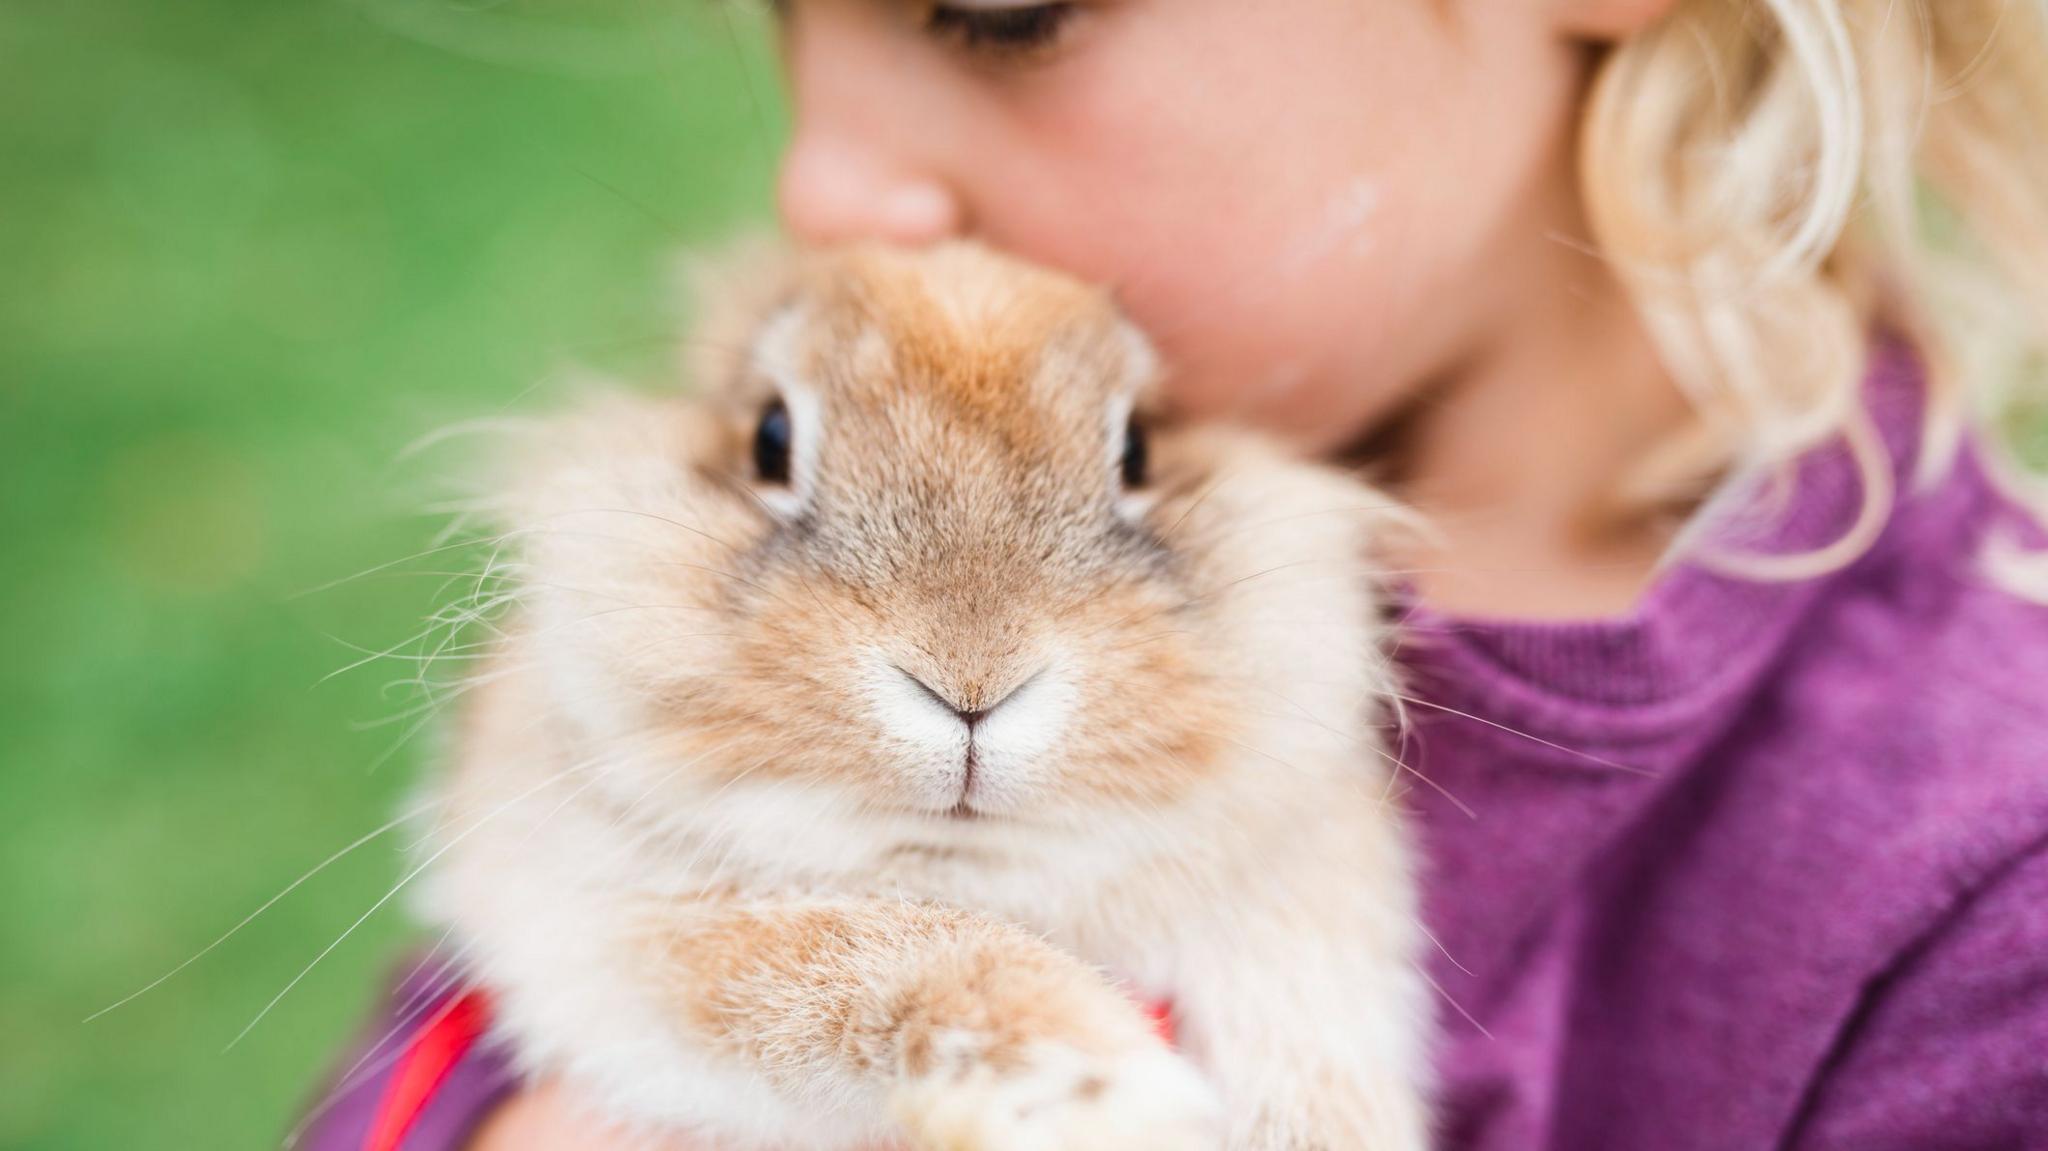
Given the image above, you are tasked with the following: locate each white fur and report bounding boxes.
[419,244,1431,1151]
[863,650,974,810]
[969,663,1075,788]
[751,303,825,518]
[423,692,1430,1149]
[893,1036,1224,1151]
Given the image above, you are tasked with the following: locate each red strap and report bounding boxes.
[1142,996,1178,1048]
[363,989,493,1151]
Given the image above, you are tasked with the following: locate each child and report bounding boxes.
[304,1,2048,1148]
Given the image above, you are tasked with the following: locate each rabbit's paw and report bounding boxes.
[893,1037,1222,1151]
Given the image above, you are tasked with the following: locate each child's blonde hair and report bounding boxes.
[1582,0,2048,594]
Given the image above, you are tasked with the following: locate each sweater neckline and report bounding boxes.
[1392,339,1937,757]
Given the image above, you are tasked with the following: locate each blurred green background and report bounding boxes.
[0,2,782,1147]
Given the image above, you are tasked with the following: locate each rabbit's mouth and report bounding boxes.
[924,739,992,822]
[868,652,1069,820]
[945,745,984,820]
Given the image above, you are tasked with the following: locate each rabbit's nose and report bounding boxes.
[897,668,986,727]
[896,667,1036,728]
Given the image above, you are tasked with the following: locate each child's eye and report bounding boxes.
[924,2,1075,58]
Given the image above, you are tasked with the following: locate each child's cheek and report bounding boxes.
[1106,191,1426,450]
[958,148,1414,444]
[984,148,1438,445]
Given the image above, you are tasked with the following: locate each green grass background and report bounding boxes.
[0,3,782,1147]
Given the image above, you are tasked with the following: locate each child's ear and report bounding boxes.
[1551,0,1678,40]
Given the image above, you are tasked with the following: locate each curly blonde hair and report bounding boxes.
[1582,0,2048,594]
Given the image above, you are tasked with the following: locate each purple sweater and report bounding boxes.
[300,345,2048,1150]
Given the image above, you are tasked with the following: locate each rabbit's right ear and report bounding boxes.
[672,234,807,398]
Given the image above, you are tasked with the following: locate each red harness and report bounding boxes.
[363,989,1176,1151]
[362,989,493,1151]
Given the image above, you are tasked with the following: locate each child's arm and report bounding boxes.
[1788,850,2048,1148]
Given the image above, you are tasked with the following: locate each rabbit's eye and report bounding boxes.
[754,399,792,485]
[1120,416,1149,489]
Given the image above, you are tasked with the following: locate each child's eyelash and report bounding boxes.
[924,3,1076,56]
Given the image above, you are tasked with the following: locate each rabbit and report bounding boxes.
[413,240,1431,1151]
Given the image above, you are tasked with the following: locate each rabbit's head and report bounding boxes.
[494,242,1397,864]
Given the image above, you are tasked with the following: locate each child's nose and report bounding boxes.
[777,133,963,246]
[774,0,966,247]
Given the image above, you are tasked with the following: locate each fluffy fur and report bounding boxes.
[415,241,1431,1149]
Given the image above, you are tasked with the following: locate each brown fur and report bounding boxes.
[419,241,1431,1151]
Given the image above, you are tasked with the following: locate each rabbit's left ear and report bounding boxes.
[1551,0,1678,40]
